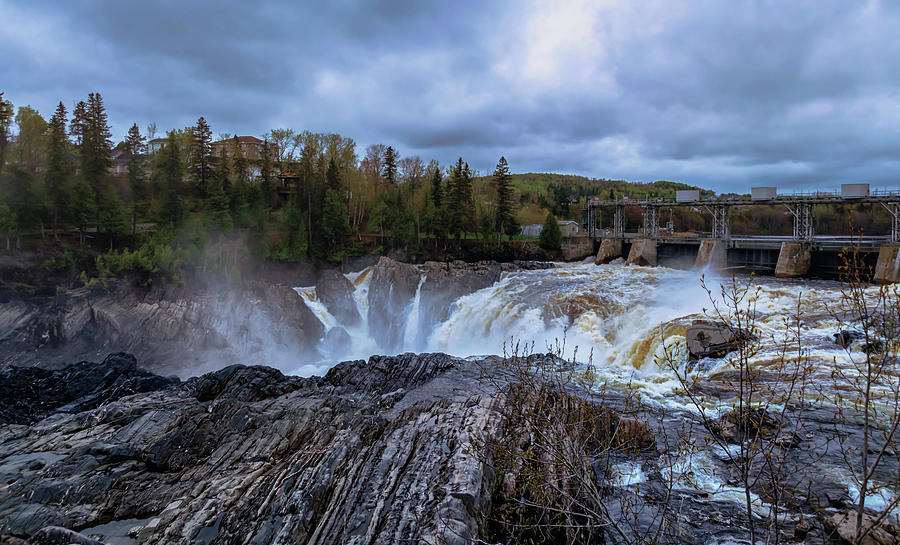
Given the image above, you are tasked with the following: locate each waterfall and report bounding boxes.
[294,287,339,333]
[403,276,426,350]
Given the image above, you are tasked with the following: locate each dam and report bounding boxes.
[583,184,900,282]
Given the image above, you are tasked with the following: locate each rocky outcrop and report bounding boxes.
[0,353,178,425]
[366,257,422,351]
[316,270,360,325]
[686,320,755,360]
[0,280,324,376]
[0,353,503,545]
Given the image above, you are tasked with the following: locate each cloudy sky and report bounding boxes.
[3,0,900,191]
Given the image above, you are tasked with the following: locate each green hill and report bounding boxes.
[473,173,712,225]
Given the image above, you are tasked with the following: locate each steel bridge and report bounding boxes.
[581,187,900,282]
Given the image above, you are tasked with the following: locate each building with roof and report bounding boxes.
[211,136,265,161]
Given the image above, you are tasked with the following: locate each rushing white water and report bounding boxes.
[292,261,883,407]
[291,260,900,515]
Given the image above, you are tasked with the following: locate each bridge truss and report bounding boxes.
[583,194,900,245]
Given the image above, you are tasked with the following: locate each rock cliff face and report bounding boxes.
[0,281,324,376]
[0,353,504,545]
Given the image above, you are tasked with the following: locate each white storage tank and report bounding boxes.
[751,187,777,201]
[842,183,869,198]
[676,190,700,202]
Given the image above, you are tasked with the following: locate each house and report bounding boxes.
[558,220,580,237]
[211,136,265,161]
[520,220,582,238]
[110,149,130,176]
[148,138,167,153]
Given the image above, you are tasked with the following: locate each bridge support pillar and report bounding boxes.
[874,244,900,284]
[626,239,657,267]
[694,239,727,270]
[775,242,811,278]
[595,238,623,265]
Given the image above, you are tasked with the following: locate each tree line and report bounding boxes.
[0,92,521,265]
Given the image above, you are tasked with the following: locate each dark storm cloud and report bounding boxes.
[3,0,900,191]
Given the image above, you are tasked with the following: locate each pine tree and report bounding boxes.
[69,179,96,246]
[204,178,233,231]
[45,102,71,232]
[430,167,443,208]
[322,188,349,261]
[125,124,147,234]
[447,157,474,239]
[0,92,13,178]
[157,132,183,225]
[70,101,87,146]
[325,157,341,192]
[383,146,398,184]
[271,190,308,261]
[189,116,213,198]
[493,156,517,240]
[539,211,562,250]
[77,93,112,232]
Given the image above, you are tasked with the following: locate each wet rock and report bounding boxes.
[0,280,325,376]
[834,330,859,349]
[614,418,657,452]
[367,257,422,351]
[184,364,304,402]
[824,510,900,545]
[316,269,360,325]
[0,352,503,544]
[26,526,105,545]
[686,320,755,360]
[709,407,781,444]
[0,353,178,425]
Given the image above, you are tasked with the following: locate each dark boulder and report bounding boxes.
[833,330,859,349]
[184,364,305,403]
[686,320,755,360]
[0,353,178,425]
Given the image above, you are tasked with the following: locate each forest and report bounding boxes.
[0,91,891,283]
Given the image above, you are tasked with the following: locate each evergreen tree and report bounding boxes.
[3,167,43,249]
[204,178,233,231]
[493,156,517,240]
[157,132,183,225]
[45,102,71,232]
[98,186,129,247]
[447,157,474,239]
[125,123,147,233]
[125,124,147,234]
[231,136,248,183]
[229,176,250,227]
[70,101,87,146]
[430,167,443,208]
[325,157,341,192]
[271,190,308,261]
[83,93,112,196]
[539,211,562,250]
[189,116,213,198]
[69,178,96,246]
[0,92,12,178]
[322,188,349,261]
[382,146,398,184]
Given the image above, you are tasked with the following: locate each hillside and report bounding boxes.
[473,172,711,225]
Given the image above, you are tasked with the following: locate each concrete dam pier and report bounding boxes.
[583,184,900,282]
[591,237,900,282]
